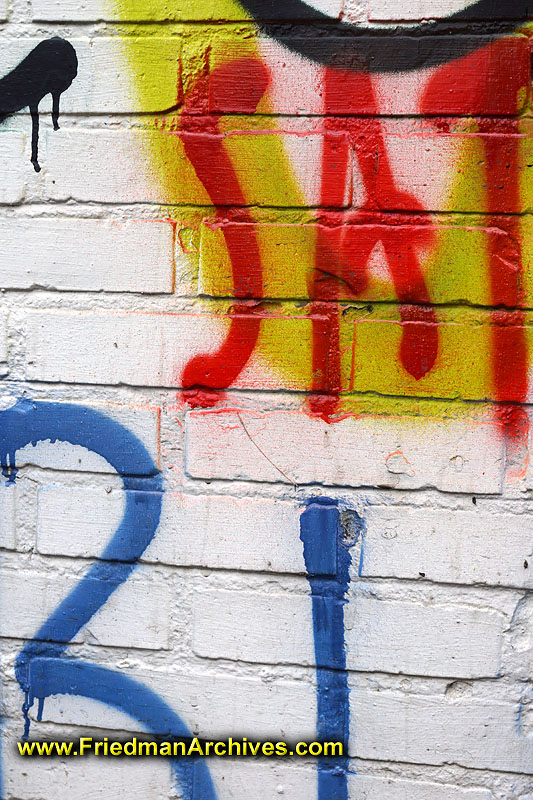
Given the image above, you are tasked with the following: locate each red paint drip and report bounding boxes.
[180,59,269,407]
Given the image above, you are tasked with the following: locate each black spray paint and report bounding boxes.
[0,37,77,171]
[238,0,531,72]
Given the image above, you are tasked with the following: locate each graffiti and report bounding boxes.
[181,58,269,403]
[161,11,532,433]
[0,37,78,171]
[0,399,358,800]
[301,500,360,800]
[0,398,216,800]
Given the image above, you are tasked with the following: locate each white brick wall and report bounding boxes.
[0,39,181,115]
[0,566,171,650]
[0,133,25,203]
[44,130,350,207]
[351,690,533,773]
[0,310,7,369]
[4,752,172,800]
[21,668,318,740]
[367,0,485,19]
[1,3,531,799]
[24,310,321,390]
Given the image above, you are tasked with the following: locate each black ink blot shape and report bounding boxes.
[0,37,78,172]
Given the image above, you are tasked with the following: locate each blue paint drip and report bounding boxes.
[300,500,358,800]
[0,398,216,800]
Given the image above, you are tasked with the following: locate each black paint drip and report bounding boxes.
[0,37,77,172]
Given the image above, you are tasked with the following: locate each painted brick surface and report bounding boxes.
[256,35,530,116]
[0,39,181,115]
[8,401,160,474]
[202,765,495,800]
[1,2,531,799]
[351,690,533,773]
[0,219,174,292]
[366,0,520,19]
[25,669,318,740]
[186,410,505,493]
[0,311,7,367]
[31,0,341,20]
[37,488,305,573]
[24,310,323,390]
[0,486,16,550]
[361,507,533,588]
[45,130,350,207]
[192,589,504,677]
[0,567,171,650]
[4,753,172,800]
[347,775,493,800]
[199,218,533,306]
[0,134,25,203]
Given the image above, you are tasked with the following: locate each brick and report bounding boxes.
[25,306,533,404]
[351,690,533,773]
[37,487,126,558]
[205,762,315,800]
[11,400,160,475]
[30,669,316,740]
[192,590,504,678]
[0,566,171,650]
[347,313,526,404]
[38,489,306,574]
[0,133,25,203]
[361,507,533,589]
[199,219,530,306]
[186,410,504,494]
[4,751,172,800]
[45,130,350,207]
[0,485,16,550]
[202,764,493,800]
[43,126,531,213]
[349,775,492,800]
[87,38,181,114]
[362,131,531,213]
[24,310,320,390]
[0,219,174,292]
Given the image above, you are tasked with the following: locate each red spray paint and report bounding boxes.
[423,37,529,447]
[179,58,269,407]
[310,67,438,417]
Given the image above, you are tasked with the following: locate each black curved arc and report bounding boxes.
[238,0,532,72]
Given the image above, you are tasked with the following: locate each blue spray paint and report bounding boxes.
[0,398,217,800]
[300,499,362,800]
[29,658,216,799]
